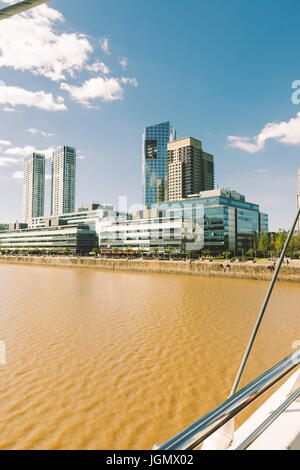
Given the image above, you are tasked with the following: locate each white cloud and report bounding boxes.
[27,128,54,137]
[2,106,16,112]
[6,145,54,159]
[0,157,19,167]
[61,76,138,107]
[119,57,128,70]
[0,83,67,111]
[12,171,23,179]
[86,61,110,75]
[121,77,138,87]
[60,77,124,107]
[0,2,93,82]
[227,112,300,153]
[99,37,110,54]
[27,128,39,135]
[0,140,11,146]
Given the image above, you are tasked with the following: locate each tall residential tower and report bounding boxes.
[143,121,177,207]
[167,137,215,202]
[23,152,45,224]
[51,146,76,216]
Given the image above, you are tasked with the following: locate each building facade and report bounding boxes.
[51,146,76,216]
[167,137,215,201]
[0,224,98,254]
[23,152,45,224]
[30,203,131,232]
[143,121,177,207]
[154,188,269,255]
[98,210,196,253]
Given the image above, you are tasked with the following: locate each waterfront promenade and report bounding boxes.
[1,256,300,283]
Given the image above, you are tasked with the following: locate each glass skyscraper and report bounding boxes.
[143,121,177,208]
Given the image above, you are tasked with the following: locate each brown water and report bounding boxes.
[0,264,299,450]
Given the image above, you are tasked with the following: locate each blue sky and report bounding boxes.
[1,0,300,230]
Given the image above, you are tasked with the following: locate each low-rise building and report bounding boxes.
[98,209,201,253]
[0,223,98,254]
[30,203,130,231]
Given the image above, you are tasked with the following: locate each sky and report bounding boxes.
[1,0,300,231]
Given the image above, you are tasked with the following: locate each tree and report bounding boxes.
[257,232,270,257]
[251,231,259,252]
[275,230,287,256]
[246,248,254,258]
[165,246,174,256]
[202,249,212,257]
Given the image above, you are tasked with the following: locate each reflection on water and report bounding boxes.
[0,264,299,450]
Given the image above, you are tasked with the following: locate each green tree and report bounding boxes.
[257,232,270,257]
[202,249,212,257]
[251,231,259,252]
[165,246,174,256]
[222,251,232,259]
[275,230,288,256]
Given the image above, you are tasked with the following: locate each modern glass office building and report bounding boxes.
[154,188,269,255]
[143,121,177,207]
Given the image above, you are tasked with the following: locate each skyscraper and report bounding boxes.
[51,146,76,216]
[167,137,215,202]
[23,152,45,224]
[143,121,177,207]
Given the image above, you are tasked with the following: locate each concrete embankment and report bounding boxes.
[1,256,300,282]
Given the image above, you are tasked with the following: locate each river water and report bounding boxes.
[0,264,299,450]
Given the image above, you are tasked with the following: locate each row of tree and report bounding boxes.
[200,230,300,259]
[248,230,299,258]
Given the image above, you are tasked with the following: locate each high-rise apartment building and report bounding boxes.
[143,121,177,207]
[23,152,45,224]
[167,137,215,202]
[51,146,76,216]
